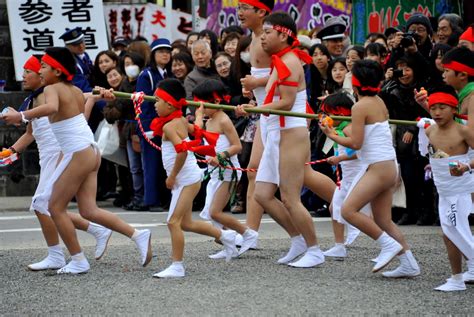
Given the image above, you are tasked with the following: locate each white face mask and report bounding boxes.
[240,51,250,64]
[125,65,140,79]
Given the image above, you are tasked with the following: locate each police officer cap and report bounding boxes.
[317,17,347,41]
[59,27,84,45]
[151,38,172,52]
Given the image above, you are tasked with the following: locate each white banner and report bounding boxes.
[104,3,206,44]
[7,0,109,81]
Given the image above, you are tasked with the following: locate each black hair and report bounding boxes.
[427,83,458,98]
[347,45,365,60]
[442,46,474,82]
[158,78,186,101]
[44,47,76,81]
[149,46,172,73]
[364,42,387,58]
[351,59,384,96]
[32,54,43,63]
[308,44,332,107]
[122,52,145,70]
[222,32,242,50]
[171,52,194,74]
[232,35,252,80]
[395,54,424,83]
[198,29,220,56]
[263,11,297,46]
[321,90,354,113]
[327,57,348,93]
[192,79,228,102]
[366,32,388,45]
[220,25,244,38]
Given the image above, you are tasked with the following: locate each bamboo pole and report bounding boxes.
[92,89,418,126]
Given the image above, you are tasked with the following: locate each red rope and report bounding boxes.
[131,92,340,186]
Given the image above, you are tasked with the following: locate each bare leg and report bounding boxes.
[36,212,60,246]
[279,128,317,246]
[245,123,265,231]
[210,182,247,234]
[444,235,463,275]
[68,212,89,231]
[303,165,336,203]
[254,182,299,237]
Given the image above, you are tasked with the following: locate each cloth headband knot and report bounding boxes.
[428,92,458,108]
[154,88,187,108]
[240,0,272,12]
[442,61,474,77]
[351,75,381,93]
[263,23,298,42]
[23,56,41,73]
[41,54,73,81]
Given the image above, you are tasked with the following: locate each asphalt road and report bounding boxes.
[1,209,473,315]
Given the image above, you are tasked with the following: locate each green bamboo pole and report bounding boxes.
[92,89,418,126]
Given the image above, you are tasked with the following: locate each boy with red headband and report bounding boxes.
[251,11,325,268]
[235,0,274,251]
[1,55,112,270]
[2,47,152,274]
[420,88,474,291]
[151,79,236,278]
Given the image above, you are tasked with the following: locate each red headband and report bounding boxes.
[428,92,458,109]
[320,102,352,116]
[23,56,41,73]
[459,26,474,43]
[351,75,381,93]
[193,92,231,104]
[41,54,74,81]
[264,23,298,42]
[154,88,187,109]
[442,61,474,76]
[240,0,271,13]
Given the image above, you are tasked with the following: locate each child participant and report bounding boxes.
[320,59,420,276]
[1,55,112,270]
[151,79,236,278]
[253,11,324,268]
[319,91,367,259]
[193,79,258,258]
[235,0,274,251]
[421,88,474,291]
[2,47,152,274]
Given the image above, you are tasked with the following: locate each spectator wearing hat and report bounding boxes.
[458,25,474,51]
[405,13,434,60]
[135,38,173,209]
[437,13,464,46]
[59,27,94,93]
[316,17,347,58]
[112,36,130,57]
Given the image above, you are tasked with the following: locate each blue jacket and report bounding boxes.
[72,52,93,93]
[135,66,166,130]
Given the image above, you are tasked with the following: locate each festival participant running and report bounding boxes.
[151,79,236,278]
[234,0,274,251]
[320,59,420,276]
[250,11,323,268]
[2,47,152,274]
[319,91,367,259]
[420,88,474,291]
[193,79,258,258]
[0,55,112,270]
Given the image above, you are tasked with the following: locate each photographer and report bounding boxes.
[380,55,435,225]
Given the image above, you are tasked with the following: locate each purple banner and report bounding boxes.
[206,0,352,35]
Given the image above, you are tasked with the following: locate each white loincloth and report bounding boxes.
[430,155,474,260]
[251,67,271,140]
[332,145,371,224]
[162,139,203,222]
[32,114,96,214]
[29,117,62,215]
[255,129,280,185]
[200,135,241,226]
[344,121,398,205]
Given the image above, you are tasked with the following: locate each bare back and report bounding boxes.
[48,83,85,123]
[353,96,389,125]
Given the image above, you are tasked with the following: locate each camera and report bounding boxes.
[400,31,420,48]
[392,69,404,79]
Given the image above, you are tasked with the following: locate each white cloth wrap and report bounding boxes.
[265,90,307,132]
[416,118,435,157]
[344,121,398,204]
[430,155,474,260]
[32,114,96,214]
[256,129,280,185]
[251,67,271,138]
[31,117,61,156]
[200,135,241,223]
[162,139,203,222]
[332,145,371,224]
